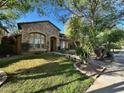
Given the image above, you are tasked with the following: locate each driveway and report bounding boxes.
[86,53,124,93]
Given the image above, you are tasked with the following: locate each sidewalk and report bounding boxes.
[86,55,124,93]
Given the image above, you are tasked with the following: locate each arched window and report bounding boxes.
[29,33,45,48]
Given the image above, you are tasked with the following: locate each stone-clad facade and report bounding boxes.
[18,21,68,52]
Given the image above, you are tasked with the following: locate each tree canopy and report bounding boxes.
[0,0,47,31]
[52,0,124,29]
[51,0,124,60]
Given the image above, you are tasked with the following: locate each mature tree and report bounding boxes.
[64,15,83,47]
[96,29,124,51]
[50,0,124,59]
[65,15,93,63]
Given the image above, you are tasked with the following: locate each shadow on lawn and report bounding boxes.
[0,53,62,68]
[13,60,87,93]
[6,59,88,85]
[33,78,83,93]
[8,60,82,81]
[2,54,90,93]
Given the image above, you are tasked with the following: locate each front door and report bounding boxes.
[50,37,57,51]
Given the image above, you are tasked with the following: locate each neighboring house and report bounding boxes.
[18,21,69,52]
[0,28,8,44]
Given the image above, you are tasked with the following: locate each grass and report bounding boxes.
[0,53,93,93]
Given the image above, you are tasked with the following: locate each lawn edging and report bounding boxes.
[73,62,106,79]
[0,70,7,86]
[51,52,106,79]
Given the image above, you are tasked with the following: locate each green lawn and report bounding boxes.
[0,53,93,93]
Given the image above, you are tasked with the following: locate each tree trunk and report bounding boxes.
[74,41,78,48]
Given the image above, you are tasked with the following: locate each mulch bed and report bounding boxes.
[74,62,106,78]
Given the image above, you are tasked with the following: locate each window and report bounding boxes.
[30,33,45,48]
[60,41,66,49]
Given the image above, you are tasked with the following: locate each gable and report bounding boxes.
[46,21,60,31]
[17,21,61,32]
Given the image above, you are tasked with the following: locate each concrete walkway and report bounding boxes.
[86,54,124,93]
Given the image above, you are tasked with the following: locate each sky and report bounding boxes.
[16,10,65,33]
[16,6,124,33]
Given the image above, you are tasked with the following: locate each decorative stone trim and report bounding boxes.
[0,70,7,86]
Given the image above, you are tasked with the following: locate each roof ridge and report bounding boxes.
[17,20,61,31]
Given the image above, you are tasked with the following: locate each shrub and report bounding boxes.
[76,47,89,63]
[2,36,16,45]
[21,43,30,52]
[0,36,16,56]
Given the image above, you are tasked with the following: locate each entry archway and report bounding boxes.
[50,37,57,51]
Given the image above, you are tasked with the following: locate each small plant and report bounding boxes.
[21,43,30,52]
[76,47,90,64]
